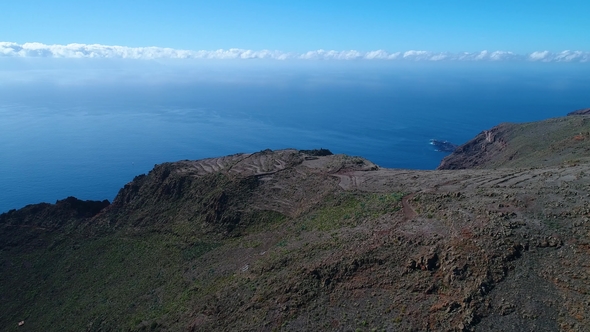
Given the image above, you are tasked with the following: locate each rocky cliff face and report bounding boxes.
[0,197,109,251]
[436,123,511,170]
[2,130,590,331]
[567,108,590,116]
[438,114,590,170]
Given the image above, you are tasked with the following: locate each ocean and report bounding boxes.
[1,60,589,212]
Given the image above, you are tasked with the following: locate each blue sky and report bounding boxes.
[2,0,589,53]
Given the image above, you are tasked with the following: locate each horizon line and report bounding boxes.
[1,42,589,63]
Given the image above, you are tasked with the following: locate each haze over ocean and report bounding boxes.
[1,60,589,212]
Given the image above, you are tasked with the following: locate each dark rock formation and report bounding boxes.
[437,124,509,169]
[567,107,590,116]
[299,148,333,156]
[0,196,109,229]
[0,197,109,250]
[429,139,458,152]
[438,115,590,169]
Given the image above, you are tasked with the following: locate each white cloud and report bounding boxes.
[529,50,551,61]
[402,50,430,60]
[364,50,400,60]
[0,42,589,62]
[298,49,364,60]
[473,50,490,60]
[528,50,590,62]
[554,50,590,62]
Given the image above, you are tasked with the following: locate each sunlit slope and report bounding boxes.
[438,114,590,169]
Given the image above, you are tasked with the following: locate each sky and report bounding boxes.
[2,0,590,55]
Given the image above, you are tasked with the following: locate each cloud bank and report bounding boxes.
[1,42,589,62]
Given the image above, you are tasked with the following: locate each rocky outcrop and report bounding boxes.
[438,114,590,170]
[437,124,510,170]
[567,107,590,116]
[0,197,109,250]
[0,196,109,229]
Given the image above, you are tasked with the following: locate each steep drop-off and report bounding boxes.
[438,113,590,170]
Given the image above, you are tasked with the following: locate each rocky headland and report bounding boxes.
[2,112,590,331]
[438,114,590,170]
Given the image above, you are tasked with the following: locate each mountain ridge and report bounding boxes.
[438,113,590,170]
[2,113,590,331]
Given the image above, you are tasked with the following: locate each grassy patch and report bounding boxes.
[301,192,403,231]
[0,231,221,331]
[242,210,287,234]
[181,242,221,260]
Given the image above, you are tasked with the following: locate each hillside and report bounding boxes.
[2,119,590,331]
[438,113,590,170]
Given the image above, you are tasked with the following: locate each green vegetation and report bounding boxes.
[0,232,202,331]
[242,210,287,234]
[302,192,403,231]
[464,116,590,169]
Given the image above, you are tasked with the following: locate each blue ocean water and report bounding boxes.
[1,60,589,212]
